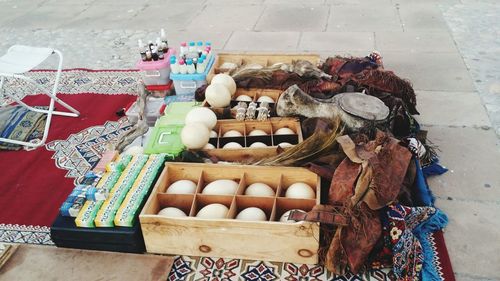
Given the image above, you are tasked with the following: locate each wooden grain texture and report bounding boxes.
[0,245,173,281]
[140,163,321,264]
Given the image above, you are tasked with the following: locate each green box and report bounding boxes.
[143,125,184,157]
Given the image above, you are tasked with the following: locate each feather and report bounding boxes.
[253,117,345,166]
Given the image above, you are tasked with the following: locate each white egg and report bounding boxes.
[236,207,267,221]
[166,180,197,194]
[274,127,295,135]
[235,95,253,102]
[203,143,215,150]
[206,83,231,107]
[285,182,316,199]
[248,129,267,136]
[181,122,210,149]
[185,107,217,130]
[249,142,268,148]
[223,142,243,149]
[196,203,229,219]
[157,207,187,217]
[257,96,275,103]
[123,145,143,156]
[245,183,275,197]
[202,179,239,195]
[279,209,306,223]
[210,130,218,138]
[223,130,243,137]
[211,74,237,96]
[278,142,293,148]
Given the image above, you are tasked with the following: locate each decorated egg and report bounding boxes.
[257,96,275,103]
[249,142,268,148]
[181,122,210,149]
[158,207,187,217]
[285,182,316,199]
[223,142,243,149]
[235,95,253,102]
[236,207,267,221]
[223,130,243,137]
[248,129,267,136]
[196,203,229,219]
[245,183,275,197]
[185,107,217,129]
[211,74,237,96]
[166,180,197,194]
[202,179,239,195]
[274,127,295,135]
[206,83,231,107]
[279,209,306,222]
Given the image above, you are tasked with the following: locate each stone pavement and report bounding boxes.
[0,0,499,280]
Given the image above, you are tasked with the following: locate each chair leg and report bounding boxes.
[9,74,80,117]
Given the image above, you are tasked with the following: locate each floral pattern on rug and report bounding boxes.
[169,256,394,281]
[1,69,140,106]
[46,117,133,183]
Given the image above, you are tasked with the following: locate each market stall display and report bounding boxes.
[45,49,453,280]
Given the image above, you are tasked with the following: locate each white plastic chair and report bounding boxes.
[0,45,80,148]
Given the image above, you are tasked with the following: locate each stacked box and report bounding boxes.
[75,155,132,228]
[114,154,166,227]
[94,155,149,227]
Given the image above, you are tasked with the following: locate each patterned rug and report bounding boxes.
[0,68,140,106]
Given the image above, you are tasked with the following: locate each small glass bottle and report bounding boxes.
[170,56,180,74]
[138,39,147,61]
[196,58,205,73]
[186,58,195,74]
[160,28,169,52]
[156,38,164,60]
[180,42,187,58]
[179,59,187,74]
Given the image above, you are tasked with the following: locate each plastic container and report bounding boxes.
[143,125,184,157]
[145,81,173,98]
[158,101,198,126]
[170,55,215,96]
[136,49,175,86]
[125,96,165,126]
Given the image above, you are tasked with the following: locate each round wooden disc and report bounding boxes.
[338,93,389,121]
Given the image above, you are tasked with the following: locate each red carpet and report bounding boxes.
[0,93,136,227]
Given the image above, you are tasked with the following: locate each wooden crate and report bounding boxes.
[203,88,283,119]
[204,117,303,162]
[207,52,321,82]
[139,163,320,264]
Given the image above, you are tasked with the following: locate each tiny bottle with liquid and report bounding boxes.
[160,28,169,52]
[186,58,195,74]
[170,56,180,74]
[196,58,206,73]
[197,41,203,57]
[180,42,188,58]
[138,39,147,61]
[179,59,187,74]
[156,38,164,60]
[151,45,159,61]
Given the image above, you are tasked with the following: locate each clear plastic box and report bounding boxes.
[136,49,175,86]
[170,56,215,96]
[125,96,165,126]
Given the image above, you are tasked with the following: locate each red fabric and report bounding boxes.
[433,230,456,281]
[0,93,136,227]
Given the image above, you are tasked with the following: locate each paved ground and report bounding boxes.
[0,0,499,280]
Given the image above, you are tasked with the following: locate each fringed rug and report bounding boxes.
[0,69,455,280]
